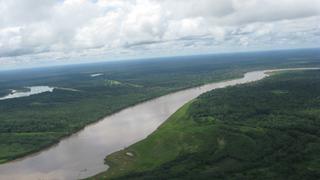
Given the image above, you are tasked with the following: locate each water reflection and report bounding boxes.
[0,86,54,100]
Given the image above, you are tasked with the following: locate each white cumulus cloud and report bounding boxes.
[0,0,319,69]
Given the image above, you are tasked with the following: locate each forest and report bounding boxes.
[96,69,320,180]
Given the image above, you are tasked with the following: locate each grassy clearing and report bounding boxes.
[105,80,122,86]
[103,100,197,177]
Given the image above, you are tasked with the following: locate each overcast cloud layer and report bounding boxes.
[0,0,320,69]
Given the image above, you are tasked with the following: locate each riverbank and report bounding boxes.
[0,69,269,180]
[0,71,246,165]
[92,68,320,179]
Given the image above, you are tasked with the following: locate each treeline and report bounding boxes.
[110,70,320,180]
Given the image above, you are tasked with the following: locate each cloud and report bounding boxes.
[0,0,319,69]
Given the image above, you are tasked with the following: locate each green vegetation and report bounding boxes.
[93,69,320,179]
[0,49,319,163]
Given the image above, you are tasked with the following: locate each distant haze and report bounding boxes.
[0,0,319,69]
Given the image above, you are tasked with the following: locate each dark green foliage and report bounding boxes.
[109,70,320,180]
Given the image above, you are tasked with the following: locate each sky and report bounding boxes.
[0,0,320,70]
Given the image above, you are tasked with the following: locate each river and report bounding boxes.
[0,86,54,100]
[0,68,317,180]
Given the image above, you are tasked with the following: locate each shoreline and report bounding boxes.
[0,67,319,180]
[2,67,319,165]
[0,71,247,165]
[91,67,320,179]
